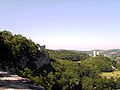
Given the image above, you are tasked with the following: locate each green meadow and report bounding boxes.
[101,70,120,79]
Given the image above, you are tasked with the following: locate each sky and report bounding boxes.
[0,0,120,50]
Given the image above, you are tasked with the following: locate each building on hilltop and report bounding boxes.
[93,50,100,57]
[40,45,46,51]
[36,44,46,51]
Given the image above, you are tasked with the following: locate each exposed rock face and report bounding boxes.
[18,51,50,70]
[35,54,50,70]
[19,56,29,68]
[0,71,45,90]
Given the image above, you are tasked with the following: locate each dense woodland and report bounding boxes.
[1,30,120,90]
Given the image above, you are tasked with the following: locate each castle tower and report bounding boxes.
[93,50,100,57]
[93,50,96,57]
[40,45,46,51]
[36,44,46,51]
[97,51,99,55]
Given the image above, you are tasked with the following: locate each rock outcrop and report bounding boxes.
[0,71,45,90]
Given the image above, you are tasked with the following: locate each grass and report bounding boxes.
[101,70,120,79]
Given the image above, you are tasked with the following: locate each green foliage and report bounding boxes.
[48,49,89,61]
[93,77,116,90]
[51,60,80,90]
[82,77,93,90]
[82,55,113,72]
[116,64,120,70]
[0,30,48,71]
[22,68,32,77]
[19,59,99,90]
[1,30,120,90]
[35,59,99,90]
[116,77,120,89]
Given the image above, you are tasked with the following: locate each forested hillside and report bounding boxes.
[1,30,120,90]
[0,30,50,72]
[82,49,120,59]
[47,49,89,61]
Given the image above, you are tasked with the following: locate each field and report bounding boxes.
[101,71,120,79]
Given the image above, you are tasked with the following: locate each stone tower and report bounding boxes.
[93,50,100,57]
[93,50,96,57]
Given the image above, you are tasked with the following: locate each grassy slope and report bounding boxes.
[101,71,120,79]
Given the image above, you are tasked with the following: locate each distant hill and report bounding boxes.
[80,49,120,59]
[47,49,89,61]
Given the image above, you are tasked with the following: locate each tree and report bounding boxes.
[82,77,93,90]
[82,56,113,72]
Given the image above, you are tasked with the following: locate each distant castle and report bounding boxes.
[28,38,46,51]
[93,50,100,57]
[36,44,46,51]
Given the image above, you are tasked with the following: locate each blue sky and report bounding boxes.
[0,0,120,50]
